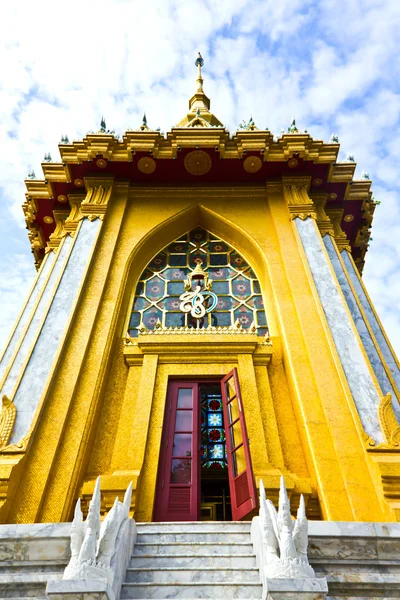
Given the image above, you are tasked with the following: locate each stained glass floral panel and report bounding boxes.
[128,227,268,336]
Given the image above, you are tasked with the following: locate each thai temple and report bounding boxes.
[0,54,399,599]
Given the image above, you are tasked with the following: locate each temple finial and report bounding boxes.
[195,52,204,93]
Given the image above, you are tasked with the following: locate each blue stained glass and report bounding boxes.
[133,297,150,310]
[210,253,228,266]
[129,312,140,328]
[130,228,267,333]
[165,312,185,327]
[211,313,231,327]
[209,444,224,459]
[170,254,187,266]
[212,281,229,294]
[208,413,222,427]
[167,281,183,295]
[257,310,267,326]
[163,268,187,280]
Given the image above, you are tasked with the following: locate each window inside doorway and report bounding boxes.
[200,383,231,521]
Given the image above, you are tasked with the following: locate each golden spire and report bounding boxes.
[176,52,224,128]
[189,52,210,112]
[195,53,205,94]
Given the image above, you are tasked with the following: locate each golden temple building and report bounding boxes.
[1,52,400,535]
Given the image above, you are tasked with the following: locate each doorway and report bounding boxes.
[153,369,257,522]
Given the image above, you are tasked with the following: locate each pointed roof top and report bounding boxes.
[176,52,224,128]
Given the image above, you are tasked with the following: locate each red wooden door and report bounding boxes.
[153,381,200,521]
[221,368,257,520]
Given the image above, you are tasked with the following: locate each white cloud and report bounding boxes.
[0,0,400,369]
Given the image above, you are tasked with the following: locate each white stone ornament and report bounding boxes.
[252,476,328,599]
[63,477,133,586]
[259,477,315,579]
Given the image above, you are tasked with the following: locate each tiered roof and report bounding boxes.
[23,54,376,271]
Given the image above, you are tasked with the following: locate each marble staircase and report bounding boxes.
[121,521,262,599]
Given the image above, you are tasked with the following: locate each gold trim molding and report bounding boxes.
[378,393,400,447]
[282,176,316,220]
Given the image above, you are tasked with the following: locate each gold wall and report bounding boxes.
[2,182,397,524]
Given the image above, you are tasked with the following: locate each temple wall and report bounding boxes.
[0,180,397,524]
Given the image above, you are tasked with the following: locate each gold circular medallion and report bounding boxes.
[329,192,338,200]
[74,178,84,187]
[243,156,262,173]
[138,157,156,174]
[288,158,298,168]
[184,150,212,176]
[57,194,68,203]
[312,178,323,187]
[43,216,54,224]
[344,214,354,222]
[96,158,107,168]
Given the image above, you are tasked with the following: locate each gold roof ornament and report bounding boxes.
[184,258,212,291]
[176,52,224,128]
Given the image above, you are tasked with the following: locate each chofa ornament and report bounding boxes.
[63,477,133,585]
[259,476,315,579]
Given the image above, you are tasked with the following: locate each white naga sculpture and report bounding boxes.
[259,476,315,579]
[63,477,133,585]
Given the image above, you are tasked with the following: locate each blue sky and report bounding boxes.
[1,0,400,353]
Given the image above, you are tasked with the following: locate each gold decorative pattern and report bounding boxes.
[96,158,107,169]
[184,150,212,175]
[329,193,337,200]
[379,393,400,447]
[290,212,317,221]
[0,396,16,449]
[312,178,323,187]
[137,157,156,174]
[243,156,262,173]
[43,216,54,224]
[283,177,317,220]
[344,214,354,222]
[57,195,68,203]
[311,193,334,236]
[47,210,70,251]
[288,158,298,168]
[74,179,84,187]
[79,177,114,220]
[326,208,350,250]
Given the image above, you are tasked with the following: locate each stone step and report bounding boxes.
[126,566,260,584]
[0,572,61,598]
[120,582,263,599]
[130,553,257,569]
[133,542,254,555]
[137,531,250,544]
[136,522,251,534]
[0,560,65,574]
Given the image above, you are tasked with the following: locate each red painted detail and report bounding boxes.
[153,381,200,522]
[221,367,257,521]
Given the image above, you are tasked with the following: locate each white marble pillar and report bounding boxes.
[295,217,384,444]
[324,235,400,423]
[342,249,400,394]
[0,237,72,399]
[0,251,55,379]
[9,217,102,444]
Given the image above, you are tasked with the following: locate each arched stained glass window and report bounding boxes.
[128,228,268,337]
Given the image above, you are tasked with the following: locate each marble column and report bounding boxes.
[9,217,102,444]
[0,250,55,380]
[342,249,400,394]
[295,217,384,444]
[324,235,400,423]
[3,176,114,447]
[0,237,73,399]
